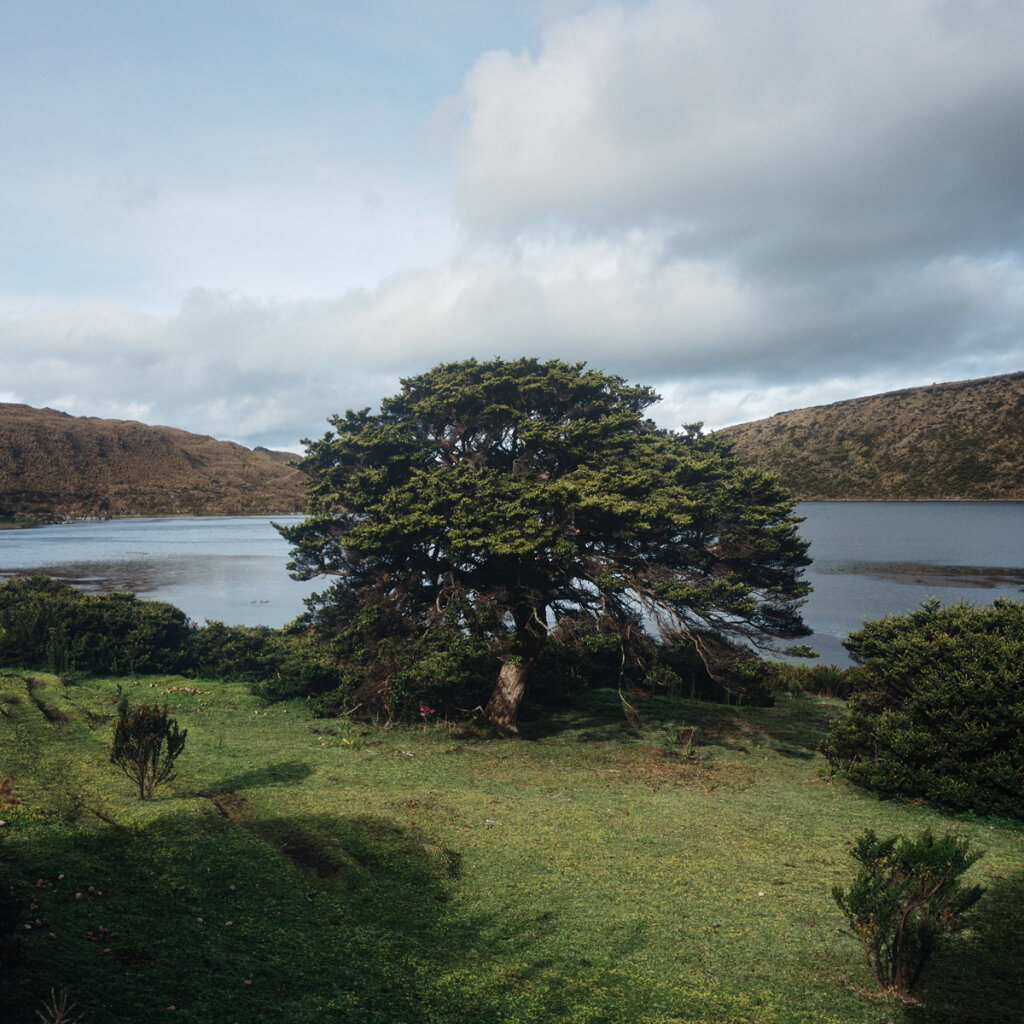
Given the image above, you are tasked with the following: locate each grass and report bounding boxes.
[1,672,1021,1023]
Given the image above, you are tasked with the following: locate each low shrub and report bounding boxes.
[832,828,985,995]
[759,660,866,698]
[110,696,188,799]
[822,598,1024,818]
[189,621,338,696]
[655,636,776,706]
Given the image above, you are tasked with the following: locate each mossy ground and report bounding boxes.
[1,672,1021,1023]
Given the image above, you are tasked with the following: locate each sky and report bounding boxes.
[2,0,1023,451]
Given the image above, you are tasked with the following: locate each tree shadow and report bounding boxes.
[902,870,1024,1024]
[198,759,313,794]
[0,807,492,1024]
[521,687,837,760]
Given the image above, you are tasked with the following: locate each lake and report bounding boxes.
[797,501,1024,662]
[1,503,1023,662]
[0,516,320,628]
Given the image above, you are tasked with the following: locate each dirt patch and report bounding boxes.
[577,743,756,793]
[384,796,460,826]
[203,791,250,821]
[201,791,344,878]
[22,675,68,723]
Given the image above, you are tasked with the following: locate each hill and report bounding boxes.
[718,371,1024,500]
[0,404,306,519]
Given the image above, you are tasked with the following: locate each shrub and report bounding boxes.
[110,697,187,799]
[832,829,985,995]
[821,599,1024,818]
[0,576,192,676]
[656,635,776,706]
[190,621,339,699]
[760,660,866,699]
[0,576,77,667]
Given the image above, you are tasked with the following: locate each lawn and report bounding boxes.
[1,671,1021,1023]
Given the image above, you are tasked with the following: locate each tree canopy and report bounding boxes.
[279,357,811,732]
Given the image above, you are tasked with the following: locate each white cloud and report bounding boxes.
[452,0,1024,259]
[4,233,1019,447]
[2,0,1022,450]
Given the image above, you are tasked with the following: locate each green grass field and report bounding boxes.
[1,671,1021,1023]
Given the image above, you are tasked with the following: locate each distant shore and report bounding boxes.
[0,510,305,530]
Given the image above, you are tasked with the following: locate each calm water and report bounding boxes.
[799,501,1024,662]
[0,516,320,627]
[2,504,1023,660]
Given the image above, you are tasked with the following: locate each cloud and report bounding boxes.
[4,238,1020,449]
[452,0,1024,259]
[2,0,1022,449]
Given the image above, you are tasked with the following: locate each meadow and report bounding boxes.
[1,671,1021,1023]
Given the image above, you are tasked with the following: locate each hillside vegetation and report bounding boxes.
[719,372,1024,500]
[0,404,305,519]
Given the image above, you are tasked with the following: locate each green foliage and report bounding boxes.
[822,599,1024,818]
[44,635,77,686]
[110,696,187,799]
[0,576,192,676]
[289,592,497,720]
[832,829,985,994]
[655,634,778,706]
[760,660,866,699]
[189,620,338,699]
[281,357,810,731]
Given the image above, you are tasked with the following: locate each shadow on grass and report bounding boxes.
[521,686,837,759]
[0,808,494,1024]
[902,870,1024,1024]
[519,687,644,742]
[0,800,709,1024]
[202,759,313,793]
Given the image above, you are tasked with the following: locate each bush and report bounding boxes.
[760,660,866,699]
[832,828,985,994]
[110,697,187,799]
[189,621,337,695]
[0,576,192,676]
[821,599,1024,818]
[655,635,777,706]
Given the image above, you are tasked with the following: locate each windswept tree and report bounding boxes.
[280,358,811,732]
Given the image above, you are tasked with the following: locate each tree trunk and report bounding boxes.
[484,616,546,734]
[484,658,532,734]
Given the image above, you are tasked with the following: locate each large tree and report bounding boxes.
[280,358,811,732]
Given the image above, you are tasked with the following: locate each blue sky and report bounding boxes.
[2,0,1023,449]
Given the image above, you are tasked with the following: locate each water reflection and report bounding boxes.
[823,562,1024,590]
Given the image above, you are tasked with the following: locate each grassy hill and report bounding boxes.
[719,372,1024,500]
[0,404,306,520]
[1,672,1020,1024]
